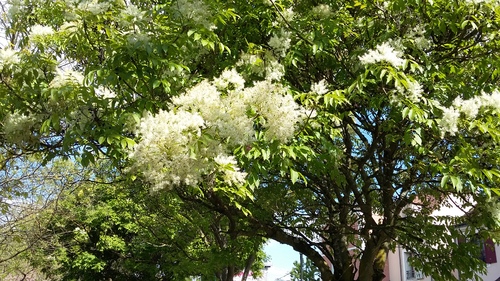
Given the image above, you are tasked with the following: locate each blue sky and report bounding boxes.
[263,240,300,281]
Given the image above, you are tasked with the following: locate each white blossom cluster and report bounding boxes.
[406,25,431,51]
[438,90,500,136]
[214,155,247,186]
[49,70,84,89]
[95,86,116,99]
[29,24,54,41]
[481,89,500,109]
[129,109,209,190]
[265,58,285,81]
[312,4,332,18]
[172,79,255,147]
[237,51,285,81]
[3,112,38,146]
[77,0,111,15]
[359,42,405,68]
[247,80,305,141]
[68,106,93,131]
[8,0,23,17]
[73,227,90,242]
[439,107,460,135]
[59,21,80,33]
[130,68,307,191]
[281,7,295,22]
[269,30,292,57]
[453,96,483,119]
[0,48,20,70]
[311,79,329,95]
[213,68,245,91]
[465,0,488,4]
[173,0,215,30]
[392,80,424,104]
[121,4,146,23]
[127,33,150,46]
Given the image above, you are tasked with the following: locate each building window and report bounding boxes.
[459,235,497,264]
[405,252,415,280]
[404,252,424,280]
[478,237,497,264]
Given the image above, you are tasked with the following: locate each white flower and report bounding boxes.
[95,86,116,99]
[359,42,405,68]
[29,24,54,40]
[174,0,215,30]
[3,112,37,145]
[49,70,84,88]
[312,4,332,18]
[59,21,80,33]
[77,0,110,15]
[173,80,221,115]
[213,69,246,91]
[438,106,460,136]
[175,80,255,146]
[127,33,150,46]
[407,80,424,102]
[237,53,260,67]
[0,48,20,67]
[245,80,304,142]
[281,7,295,22]
[480,90,500,111]
[214,154,237,166]
[122,4,145,22]
[311,79,329,95]
[265,59,285,81]
[458,96,482,119]
[466,0,487,4]
[406,25,431,51]
[130,110,207,190]
[214,154,247,186]
[269,30,292,57]
[130,73,307,191]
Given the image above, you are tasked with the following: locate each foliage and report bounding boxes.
[12,163,267,281]
[290,257,320,281]
[1,0,500,281]
[0,155,86,281]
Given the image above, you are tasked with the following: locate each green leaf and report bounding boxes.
[290,168,299,184]
[492,188,500,196]
[450,176,463,192]
[441,175,450,187]
[402,107,410,119]
[152,80,161,89]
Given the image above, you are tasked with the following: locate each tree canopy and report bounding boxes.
[1,0,500,280]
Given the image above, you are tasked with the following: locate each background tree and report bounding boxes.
[290,257,320,281]
[0,159,267,281]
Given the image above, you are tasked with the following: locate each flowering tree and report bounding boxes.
[1,0,500,281]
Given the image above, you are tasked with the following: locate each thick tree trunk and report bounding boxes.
[330,233,354,281]
[357,239,389,281]
[225,266,235,281]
